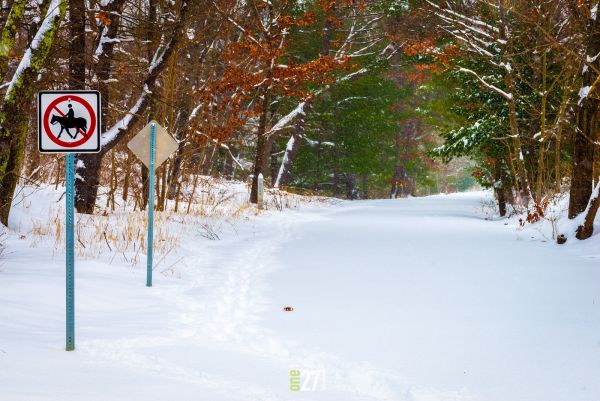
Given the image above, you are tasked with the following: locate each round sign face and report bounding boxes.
[38,91,101,153]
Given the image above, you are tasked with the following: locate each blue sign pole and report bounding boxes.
[65,153,75,351]
[146,122,156,287]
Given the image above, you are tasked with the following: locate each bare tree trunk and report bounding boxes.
[498,1,531,204]
[166,110,190,199]
[493,161,508,217]
[75,0,126,213]
[273,2,335,190]
[361,174,368,199]
[345,173,357,200]
[0,0,66,224]
[250,90,272,203]
[568,9,600,219]
[576,182,600,240]
[274,106,308,188]
[569,96,598,218]
[270,139,278,186]
[68,0,85,88]
[223,145,234,180]
[0,0,25,81]
[390,131,401,198]
[74,0,189,213]
[122,151,132,202]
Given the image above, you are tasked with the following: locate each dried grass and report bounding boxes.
[22,175,324,266]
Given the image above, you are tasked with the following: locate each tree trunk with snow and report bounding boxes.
[68,0,84,89]
[140,0,157,212]
[74,0,126,213]
[0,0,66,225]
[250,90,272,203]
[74,0,189,214]
[576,181,600,239]
[568,12,600,218]
[498,1,531,204]
[274,104,308,188]
[0,0,25,81]
[167,110,191,200]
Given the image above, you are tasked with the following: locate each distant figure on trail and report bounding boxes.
[51,102,88,140]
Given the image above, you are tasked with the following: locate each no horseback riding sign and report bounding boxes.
[38,91,101,153]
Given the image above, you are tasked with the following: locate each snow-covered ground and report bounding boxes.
[1,190,599,401]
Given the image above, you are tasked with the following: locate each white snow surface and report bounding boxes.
[1,191,600,401]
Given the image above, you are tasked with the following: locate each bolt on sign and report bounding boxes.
[38,91,101,153]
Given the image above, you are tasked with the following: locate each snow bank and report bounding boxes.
[6,177,332,265]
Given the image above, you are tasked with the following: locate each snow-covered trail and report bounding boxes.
[265,193,600,401]
[1,192,599,401]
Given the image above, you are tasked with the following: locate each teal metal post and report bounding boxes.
[65,153,75,351]
[146,123,156,287]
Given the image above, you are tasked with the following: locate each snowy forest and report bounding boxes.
[1,1,600,401]
[0,0,598,239]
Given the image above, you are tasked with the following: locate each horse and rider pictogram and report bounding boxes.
[52,103,89,140]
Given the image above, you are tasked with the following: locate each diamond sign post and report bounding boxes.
[38,90,102,351]
[127,120,178,287]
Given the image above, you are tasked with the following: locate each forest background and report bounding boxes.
[0,0,598,240]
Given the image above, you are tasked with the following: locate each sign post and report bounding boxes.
[146,123,156,287]
[38,90,101,351]
[127,120,178,287]
[65,153,75,351]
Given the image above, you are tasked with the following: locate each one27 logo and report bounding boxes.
[289,369,325,392]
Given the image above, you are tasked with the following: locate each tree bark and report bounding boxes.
[0,0,67,224]
[569,102,596,218]
[270,139,278,186]
[141,0,157,211]
[0,0,25,81]
[272,1,337,189]
[493,161,508,217]
[166,109,190,199]
[274,104,308,188]
[68,0,85,89]
[74,0,189,213]
[390,131,401,198]
[568,14,599,219]
[576,181,600,240]
[250,90,272,203]
[74,0,126,213]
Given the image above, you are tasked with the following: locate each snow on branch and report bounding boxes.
[442,27,497,61]
[266,42,399,138]
[459,67,513,100]
[266,101,305,136]
[274,135,295,188]
[426,0,499,33]
[101,85,147,147]
[211,1,263,48]
[437,13,495,40]
[4,0,65,101]
[100,0,189,150]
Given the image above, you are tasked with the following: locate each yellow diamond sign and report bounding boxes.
[127,120,179,169]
